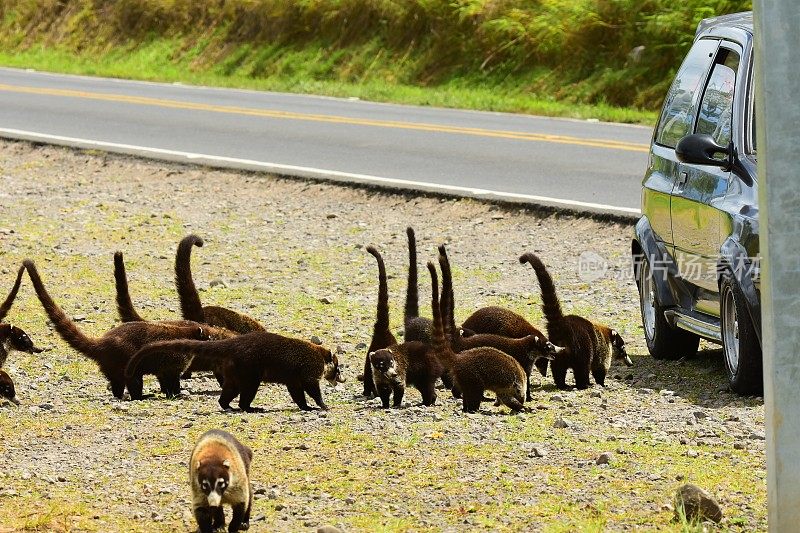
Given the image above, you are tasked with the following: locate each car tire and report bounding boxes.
[720,269,763,394]
[636,256,700,360]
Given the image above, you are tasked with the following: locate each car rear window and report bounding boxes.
[655,39,720,148]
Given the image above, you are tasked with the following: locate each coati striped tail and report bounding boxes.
[114,252,146,322]
[520,253,564,324]
[175,235,206,323]
[404,227,420,323]
[366,246,391,332]
[0,265,24,321]
[427,261,456,371]
[437,245,458,346]
[23,260,101,358]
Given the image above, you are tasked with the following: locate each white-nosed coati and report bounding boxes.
[360,246,398,398]
[23,260,210,398]
[403,227,433,344]
[190,429,253,533]
[176,235,266,334]
[0,369,19,405]
[519,253,632,389]
[128,331,345,412]
[428,261,528,413]
[0,266,45,368]
[437,245,560,400]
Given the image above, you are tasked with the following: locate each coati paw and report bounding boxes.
[243,407,265,413]
[238,522,250,531]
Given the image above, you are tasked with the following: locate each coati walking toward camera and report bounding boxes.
[360,246,398,397]
[190,429,253,533]
[129,331,345,412]
[176,235,266,334]
[437,245,560,400]
[519,253,632,389]
[23,260,209,398]
[428,261,528,413]
[0,369,19,405]
[403,227,433,344]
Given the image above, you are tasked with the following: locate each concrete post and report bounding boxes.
[752,2,800,530]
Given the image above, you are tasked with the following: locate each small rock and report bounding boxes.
[318,527,343,533]
[749,431,766,441]
[530,446,547,458]
[595,452,612,465]
[553,417,571,429]
[590,391,602,398]
[209,279,227,288]
[274,503,286,511]
[310,336,323,345]
[733,442,746,450]
[326,213,338,219]
[319,297,333,305]
[344,496,356,505]
[550,394,564,402]
[686,449,699,458]
[297,443,310,450]
[57,476,66,482]
[39,403,54,410]
[491,214,505,220]
[693,411,708,421]
[267,488,279,500]
[355,342,367,350]
[674,483,723,523]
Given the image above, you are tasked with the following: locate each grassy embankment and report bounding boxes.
[0,0,750,124]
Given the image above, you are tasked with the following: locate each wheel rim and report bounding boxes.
[722,285,740,376]
[639,260,656,341]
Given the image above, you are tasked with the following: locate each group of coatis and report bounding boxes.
[0,229,632,415]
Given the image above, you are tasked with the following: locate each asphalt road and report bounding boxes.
[0,68,652,217]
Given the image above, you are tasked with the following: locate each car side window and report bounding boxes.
[695,48,740,148]
[655,39,719,148]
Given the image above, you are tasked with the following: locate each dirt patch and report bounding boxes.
[0,139,765,532]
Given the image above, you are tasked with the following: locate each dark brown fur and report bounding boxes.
[129,331,344,412]
[403,227,433,343]
[360,246,398,397]
[0,369,19,405]
[428,261,527,413]
[23,259,209,398]
[175,235,266,334]
[438,245,558,400]
[0,265,25,322]
[519,253,630,389]
[191,429,253,533]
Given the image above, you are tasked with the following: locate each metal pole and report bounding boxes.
[752,2,800,529]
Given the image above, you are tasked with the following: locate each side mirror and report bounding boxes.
[675,134,729,167]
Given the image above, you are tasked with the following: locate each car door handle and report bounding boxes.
[677,171,688,185]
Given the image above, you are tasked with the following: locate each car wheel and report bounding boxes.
[720,269,763,394]
[637,256,699,360]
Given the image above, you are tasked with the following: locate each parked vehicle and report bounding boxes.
[632,12,761,394]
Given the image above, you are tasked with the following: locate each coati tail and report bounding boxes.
[114,252,146,322]
[22,260,100,358]
[520,253,564,324]
[366,246,391,333]
[437,245,458,345]
[427,261,455,371]
[0,265,24,321]
[175,235,205,323]
[404,227,420,323]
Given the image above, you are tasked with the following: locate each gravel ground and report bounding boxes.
[0,139,766,532]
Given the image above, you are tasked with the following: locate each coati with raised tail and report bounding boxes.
[190,429,253,533]
[360,246,398,397]
[403,227,433,344]
[0,265,25,322]
[519,253,632,389]
[368,339,443,409]
[113,251,146,323]
[0,369,19,405]
[23,260,210,398]
[438,245,560,400]
[428,261,528,413]
[176,235,266,334]
[128,331,345,412]
[0,266,44,368]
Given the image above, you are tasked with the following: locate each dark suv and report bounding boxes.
[632,12,761,394]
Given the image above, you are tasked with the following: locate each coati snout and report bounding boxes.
[611,330,632,366]
[324,351,346,385]
[196,460,230,508]
[369,350,399,379]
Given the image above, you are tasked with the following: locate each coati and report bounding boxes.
[190,429,253,533]
[0,266,45,368]
[175,235,266,334]
[0,265,25,322]
[437,245,560,400]
[127,331,345,412]
[519,253,632,389]
[403,227,433,343]
[0,369,19,405]
[368,341,443,409]
[23,259,210,398]
[113,251,145,323]
[428,261,528,413]
[360,246,398,398]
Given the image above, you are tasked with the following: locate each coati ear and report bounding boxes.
[368,351,376,362]
[222,459,231,468]
[323,349,333,363]
[611,329,623,346]
[196,460,202,469]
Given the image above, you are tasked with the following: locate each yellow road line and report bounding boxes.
[0,83,650,152]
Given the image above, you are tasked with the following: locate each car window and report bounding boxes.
[655,39,719,148]
[695,48,739,149]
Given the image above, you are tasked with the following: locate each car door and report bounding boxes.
[670,42,742,317]
[645,38,719,255]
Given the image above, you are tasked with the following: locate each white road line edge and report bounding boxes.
[0,127,641,218]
